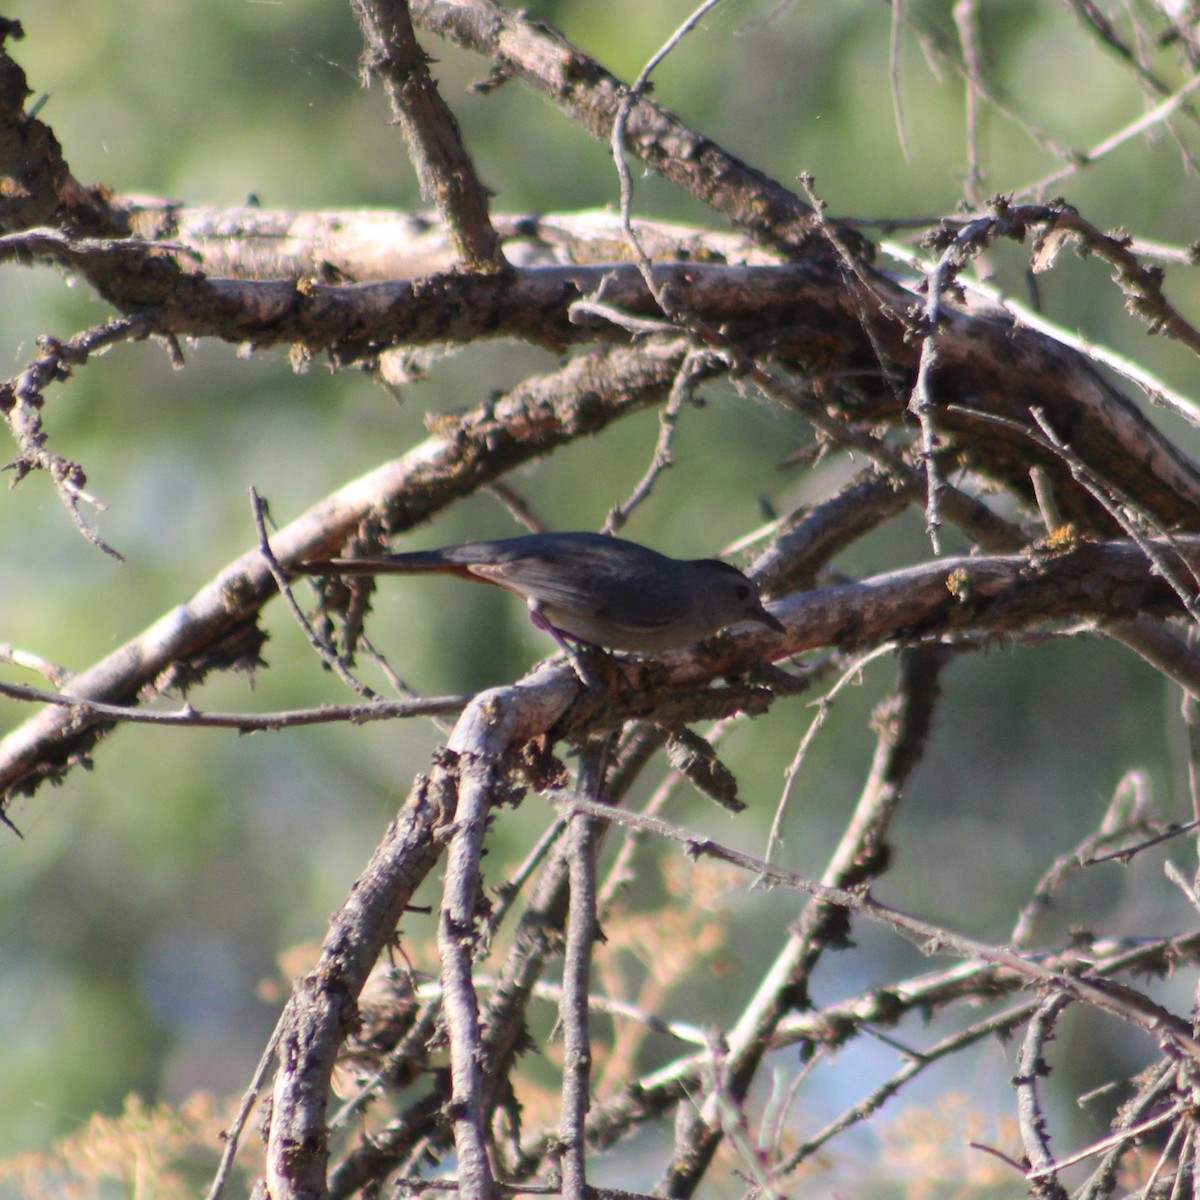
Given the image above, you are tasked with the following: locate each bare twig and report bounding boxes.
[254,488,382,700]
[484,481,547,533]
[948,401,1200,623]
[604,348,714,535]
[523,928,1200,1169]
[548,794,1200,1063]
[206,1028,281,1200]
[1077,1061,1180,1200]
[1028,1103,1185,1181]
[953,0,985,204]
[0,645,70,686]
[659,645,948,1193]
[1014,993,1071,1195]
[1010,770,1158,948]
[410,0,816,254]
[594,725,677,911]
[0,314,152,557]
[765,642,897,864]
[1099,617,1200,700]
[780,1000,1036,1172]
[1083,818,1200,866]
[558,740,605,1199]
[0,677,466,729]
[1183,644,1200,821]
[1060,0,1193,103]
[1031,407,1200,622]
[1022,70,1200,198]
[888,0,912,164]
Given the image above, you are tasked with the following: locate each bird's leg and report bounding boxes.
[528,602,599,688]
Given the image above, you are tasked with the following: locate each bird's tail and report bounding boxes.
[291,552,458,576]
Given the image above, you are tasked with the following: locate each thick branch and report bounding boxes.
[114,204,777,282]
[269,665,580,1200]
[8,214,1198,535]
[0,234,845,355]
[265,770,459,1200]
[437,754,501,1199]
[351,0,506,272]
[765,537,1187,640]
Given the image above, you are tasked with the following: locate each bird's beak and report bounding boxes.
[752,606,786,635]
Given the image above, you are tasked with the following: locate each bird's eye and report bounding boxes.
[736,584,751,600]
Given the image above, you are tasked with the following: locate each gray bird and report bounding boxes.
[295,531,784,655]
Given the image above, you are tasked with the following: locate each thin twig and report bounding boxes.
[1028,1104,1185,1180]
[482,817,568,953]
[484,480,547,533]
[1022,69,1200,198]
[604,347,713,535]
[953,0,985,204]
[559,740,604,1199]
[765,643,897,864]
[1010,770,1159,948]
[0,315,152,558]
[779,1000,1035,1172]
[596,721,731,912]
[547,793,1200,1063]
[888,0,911,164]
[659,646,949,1193]
[252,488,382,700]
[511,925,1200,1176]
[1076,1061,1179,1200]
[205,1028,281,1200]
[0,677,466,729]
[1014,993,1071,1194]
[1183,643,1200,822]
[611,0,731,293]
[0,645,70,687]
[1031,408,1200,622]
[1083,818,1200,866]
[948,403,1200,623]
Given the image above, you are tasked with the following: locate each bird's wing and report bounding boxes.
[469,549,689,631]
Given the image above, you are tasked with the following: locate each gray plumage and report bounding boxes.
[296,531,783,653]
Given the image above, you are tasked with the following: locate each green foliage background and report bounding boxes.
[2,0,1199,1185]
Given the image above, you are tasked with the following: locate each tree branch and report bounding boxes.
[409,0,818,256]
[351,0,506,273]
